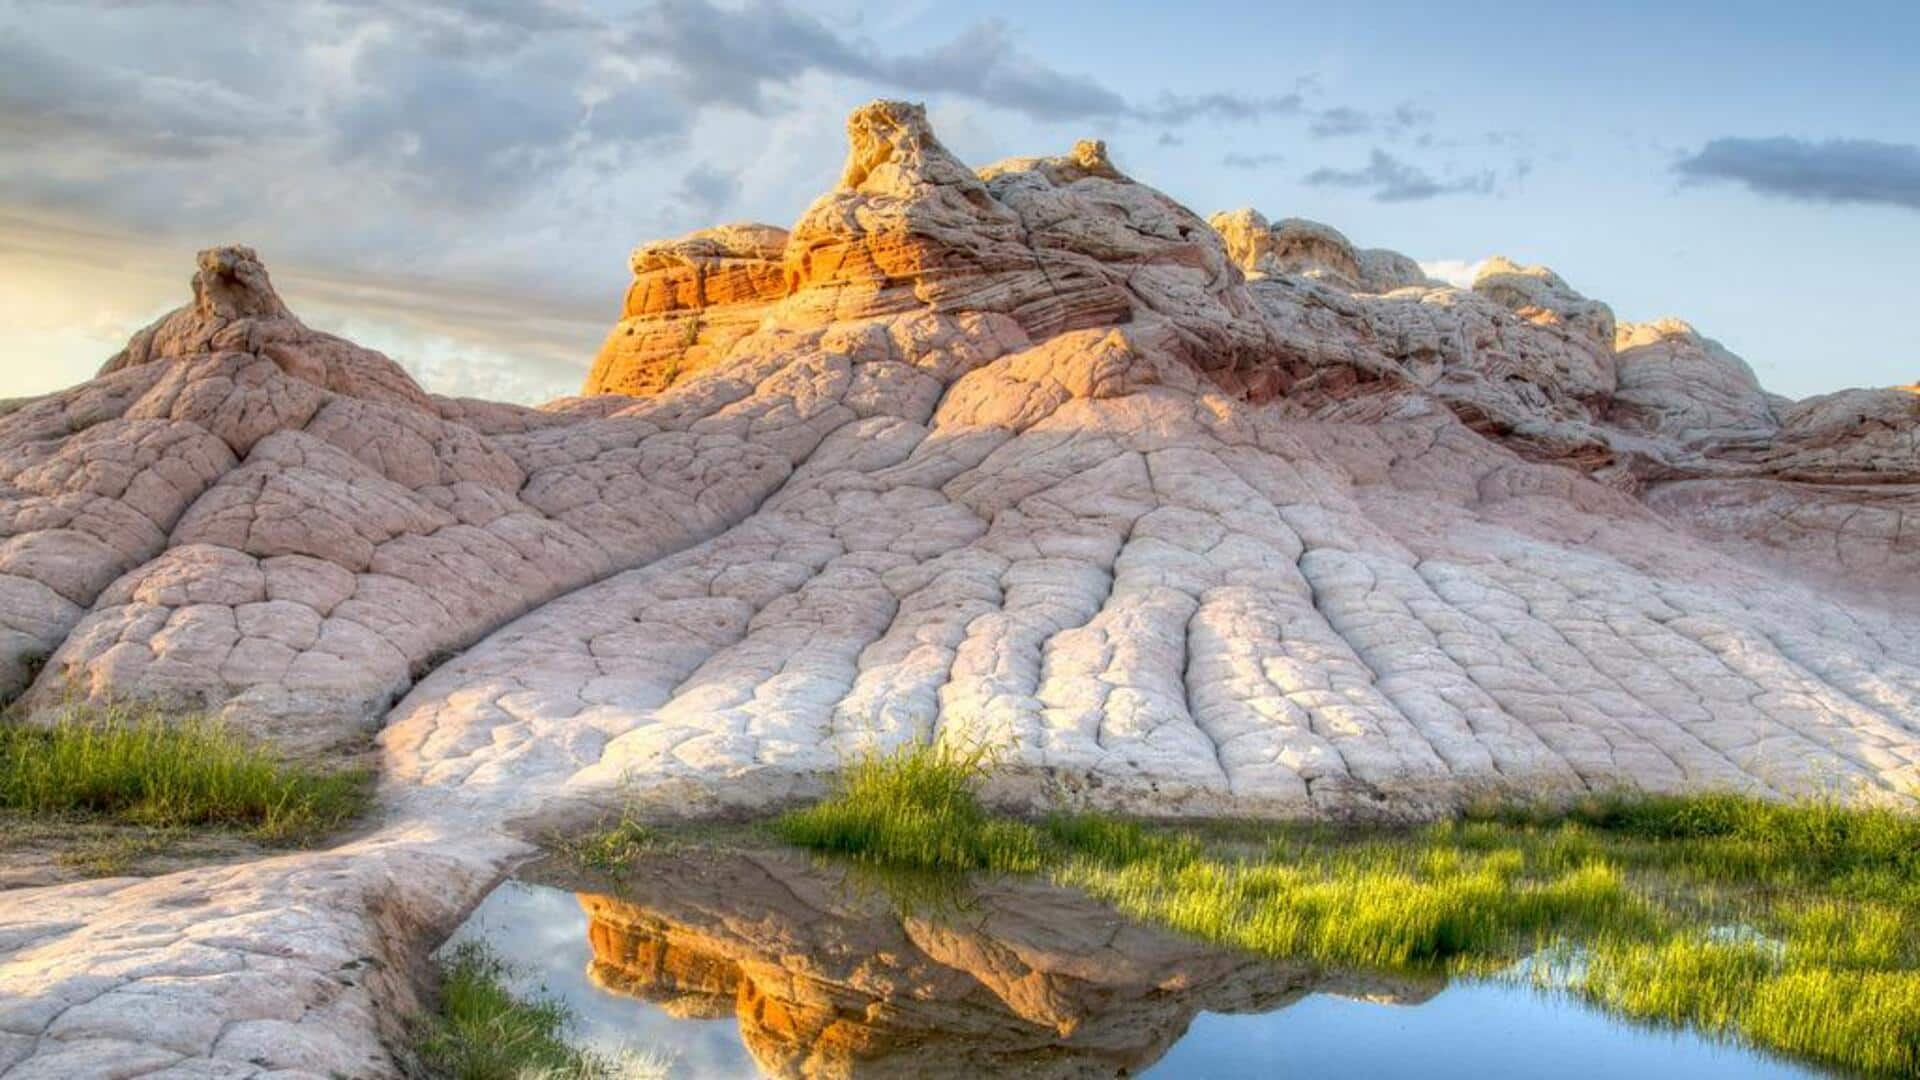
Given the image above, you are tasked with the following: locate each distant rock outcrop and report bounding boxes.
[1211,209,1432,294]
[2,98,1918,1078]
[1609,318,1777,449]
[584,224,790,397]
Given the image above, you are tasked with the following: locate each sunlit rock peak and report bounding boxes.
[2,98,1918,1078]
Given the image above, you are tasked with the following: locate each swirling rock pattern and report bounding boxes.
[1,100,1916,1075]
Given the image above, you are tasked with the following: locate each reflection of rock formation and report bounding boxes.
[570,850,1433,1079]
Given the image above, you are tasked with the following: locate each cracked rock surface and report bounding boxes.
[1,100,1917,1075]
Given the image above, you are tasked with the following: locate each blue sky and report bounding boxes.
[2,0,1916,402]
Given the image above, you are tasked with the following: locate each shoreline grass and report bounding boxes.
[414,941,640,1080]
[0,704,371,845]
[549,815,657,878]
[756,742,1919,1077]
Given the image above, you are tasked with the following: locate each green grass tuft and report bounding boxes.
[772,744,1920,1076]
[552,815,657,878]
[774,741,1043,873]
[415,941,629,1080]
[0,704,370,844]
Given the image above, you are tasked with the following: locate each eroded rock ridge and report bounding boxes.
[2,99,1918,1077]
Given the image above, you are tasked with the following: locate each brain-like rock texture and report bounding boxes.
[2,100,1918,1075]
[1609,317,1777,449]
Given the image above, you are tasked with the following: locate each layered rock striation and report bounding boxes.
[2,99,1918,1076]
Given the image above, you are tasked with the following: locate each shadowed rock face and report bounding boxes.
[569,849,1415,1079]
[0,97,1918,1078]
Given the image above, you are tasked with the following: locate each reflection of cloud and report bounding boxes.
[440,881,759,1080]
[442,876,1792,1080]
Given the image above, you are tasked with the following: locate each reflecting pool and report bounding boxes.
[439,849,1828,1078]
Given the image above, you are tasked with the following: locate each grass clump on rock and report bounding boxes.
[770,743,1920,1077]
[774,741,1043,873]
[551,815,658,878]
[0,703,370,844]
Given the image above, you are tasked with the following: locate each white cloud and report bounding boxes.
[1417,258,1486,290]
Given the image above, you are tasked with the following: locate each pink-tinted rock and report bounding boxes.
[4,98,1920,1079]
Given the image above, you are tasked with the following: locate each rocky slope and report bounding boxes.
[1,100,1917,1075]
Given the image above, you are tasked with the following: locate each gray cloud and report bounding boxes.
[0,2,684,217]
[674,163,742,218]
[1132,91,1303,125]
[0,28,293,156]
[1389,102,1435,132]
[885,19,1131,121]
[618,3,1133,121]
[330,33,651,208]
[618,4,1296,126]
[326,0,602,49]
[1309,106,1370,138]
[1674,136,1920,211]
[623,0,880,113]
[1304,149,1495,202]
[1221,152,1285,170]
[0,0,1344,236]
[1309,101,1433,139]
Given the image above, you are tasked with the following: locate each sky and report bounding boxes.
[2,0,1917,404]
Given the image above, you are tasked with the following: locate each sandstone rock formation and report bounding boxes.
[4,247,795,750]
[1608,317,1777,450]
[1211,209,1431,294]
[583,224,791,397]
[2,99,1918,1075]
[572,848,1427,1078]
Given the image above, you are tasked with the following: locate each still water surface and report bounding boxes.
[442,851,1826,1079]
